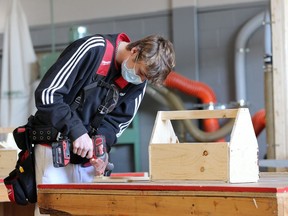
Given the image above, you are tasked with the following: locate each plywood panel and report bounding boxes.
[149,143,228,181]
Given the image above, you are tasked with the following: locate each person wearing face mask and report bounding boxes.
[29,33,175,215]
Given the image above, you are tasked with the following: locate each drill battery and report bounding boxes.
[52,139,71,168]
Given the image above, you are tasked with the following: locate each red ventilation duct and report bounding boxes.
[164,71,220,133]
[164,71,266,138]
[252,109,266,137]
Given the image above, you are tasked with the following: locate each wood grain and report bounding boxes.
[149,108,259,183]
[149,143,228,181]
[37,173,288,216]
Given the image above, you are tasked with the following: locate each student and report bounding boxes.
[32,32,175,215]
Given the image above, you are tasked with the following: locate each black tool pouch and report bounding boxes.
[4,124,37,205]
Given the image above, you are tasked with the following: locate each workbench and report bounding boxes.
[37,172,288,216]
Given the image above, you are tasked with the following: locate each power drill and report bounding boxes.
[52,135,114,175]
[91,135,114,176]
[52,139,71,168]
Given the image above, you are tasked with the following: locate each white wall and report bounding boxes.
[0,0,268,33]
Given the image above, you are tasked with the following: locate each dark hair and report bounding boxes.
[126,35,175,85]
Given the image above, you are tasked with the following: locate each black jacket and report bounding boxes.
[33,33,146,151]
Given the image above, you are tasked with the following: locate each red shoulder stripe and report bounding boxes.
[96,39,114,76]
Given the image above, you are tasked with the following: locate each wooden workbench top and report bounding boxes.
[37,172,288,216]
[38,172,288,194]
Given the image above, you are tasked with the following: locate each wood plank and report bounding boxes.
[110,172,148,177]
[229,108,259,183]
[38,186,282,197]
[94,175,150,183]
[37,173,288,216]
[277,193,288,216]
[159,109,238,120]
[271,0,288,167]
[38,172,288,194]
[0,149,17,178]
[38,192,280,216]
[149,111,179,144]
[37,187,288,198]
[150,143,229,181]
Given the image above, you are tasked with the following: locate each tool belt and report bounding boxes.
[4,124,37,205]
[29,126,59,144]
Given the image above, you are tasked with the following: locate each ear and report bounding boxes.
[130,47,139,54]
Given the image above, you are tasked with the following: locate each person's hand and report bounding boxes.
[89,135,109,176]
[72,133,93,159]
[89,155,108,176]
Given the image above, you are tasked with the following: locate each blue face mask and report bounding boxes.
[121,58,144,85]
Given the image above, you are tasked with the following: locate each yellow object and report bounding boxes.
[19,166,24,173]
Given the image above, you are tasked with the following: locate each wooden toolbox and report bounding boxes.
[149,108,259,183]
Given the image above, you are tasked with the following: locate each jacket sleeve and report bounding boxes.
[97,83,147,151]
[34,36,106,141]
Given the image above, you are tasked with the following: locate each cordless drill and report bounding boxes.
[91,135,114,176]
[52,139,71,168]
[52,135,114,175]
